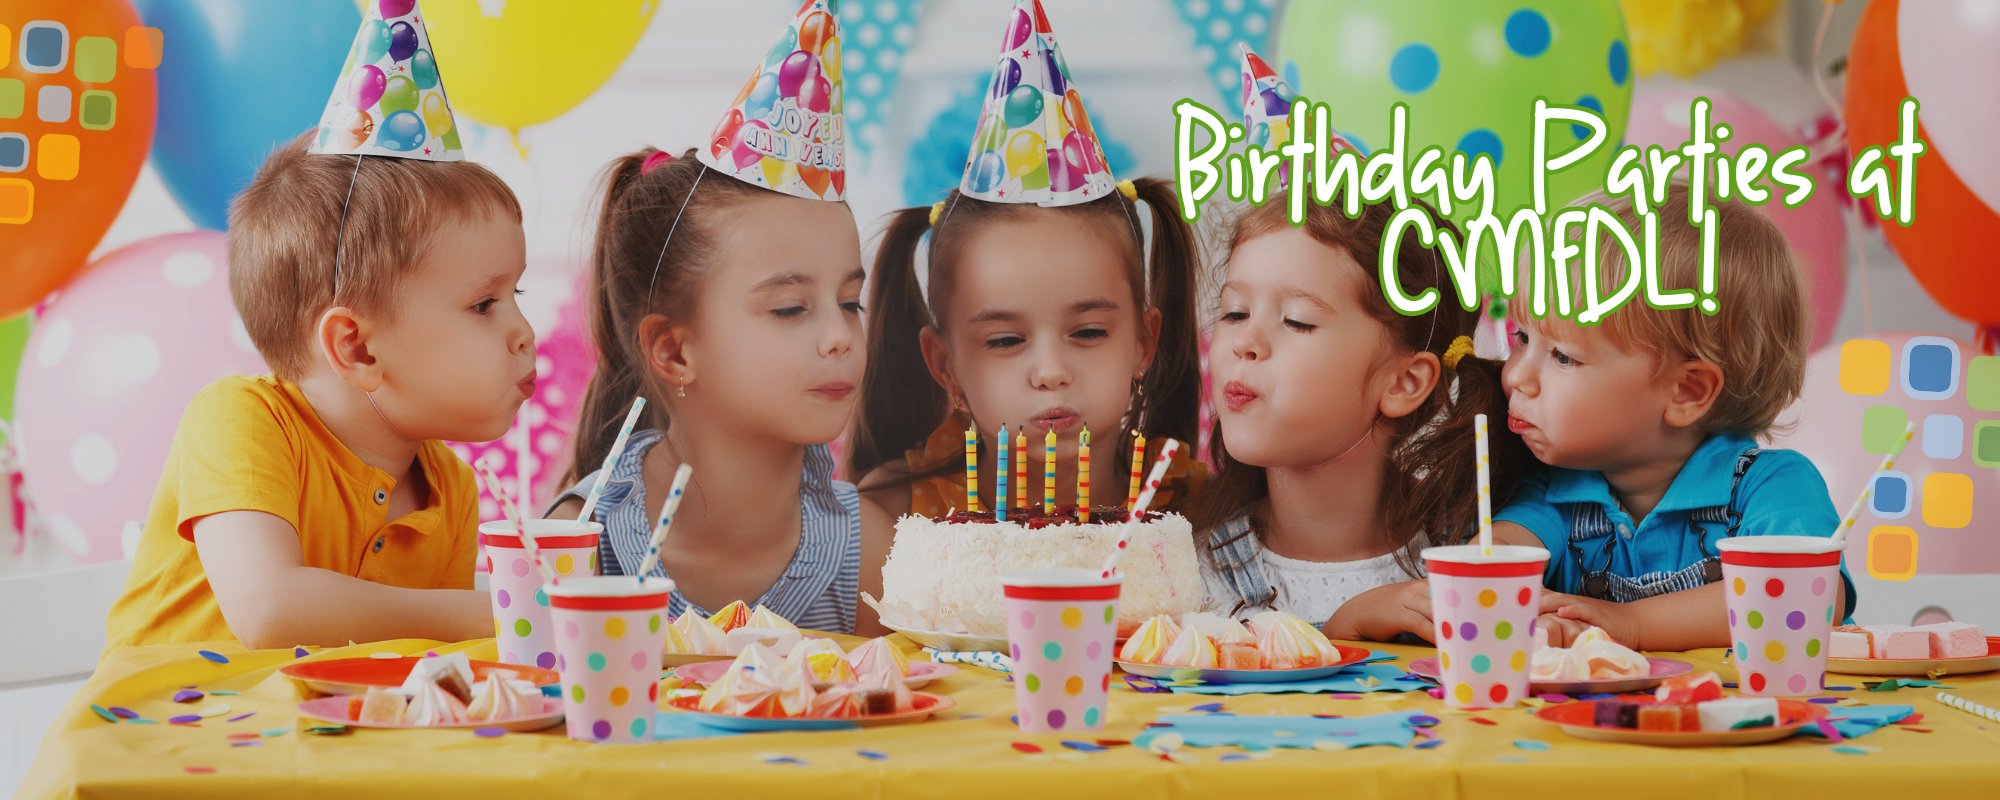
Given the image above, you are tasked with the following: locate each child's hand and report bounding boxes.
[1538,592,1641,649]
[1326,580,1435,643]
[1534,611,1590,648]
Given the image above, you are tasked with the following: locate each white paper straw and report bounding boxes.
[1834,422,1915,548]
[632,463,693,581]
[474,459,558,584]
[576,397,647,522]
[1475,413,1493,556]
[1100,439,1180,579]
[1934,691,2000,723]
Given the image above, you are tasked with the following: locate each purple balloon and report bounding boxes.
[350,65,387,110]
[777,50,820,99]
[388,21,418,62]
[1261,88,1289,117]
[1048,148,1085,193]
[1003,8,1032,51]
[378,0,416,18]
[992,58,1023,100]
[1042,45,1067,96]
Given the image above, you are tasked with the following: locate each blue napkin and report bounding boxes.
[1135,710,1424,750]
[651,713,760,742]
[1798,704,1914,739]
[1164,652,1428,695]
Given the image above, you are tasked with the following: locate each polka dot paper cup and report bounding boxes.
[1422,545,1549,710]
[1001,569,1121,734]
[479,520,601,670]
[545,575,674,743]
[1718,536,1843,697]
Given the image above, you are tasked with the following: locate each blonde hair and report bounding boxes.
[1550,183,1808,437]
[228,132,522,378]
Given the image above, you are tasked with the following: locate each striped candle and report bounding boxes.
[1126,432,1145,510]
[1078,427,1092,522]
[1014,429,1027,516]
[964,423,980,513]
[997,424,1009,522]
[1043,428,1057,515]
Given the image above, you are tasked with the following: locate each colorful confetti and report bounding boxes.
[294,647,311,658]
[89,705,120,723]
[108,707,138,720]
[1095,739,1131,747]
[127,718,158,725]
[197,704,231,718]
[1061,740,1108,752]
[761,756,807,766]
[184,766,215,775]
[227,712,257,723]
[1409,715,1441,727]
[304,725,349,736]
[1832,745,1878,755]
[1826,686,1856,692]
[1815,719,1844,742]
[856,750,888,761]
[197,650,230,664]
[1810,698,1842,705]
[168,715,202,725]
[1219,754,1251,762]
[1415,739,1445,749]
[230,740,262,748]
[228,733,261,741]
[172,690,204,703]
[260,728,290,738]
[1497,756,1527,764]
[1469,717,1498,726]
[473,727,506,738]
[1010,742,1043,754]
[1512,739,1552,751]
[1189,702,1225,713]
[1902,727,1933,733]
[210,690,239,696]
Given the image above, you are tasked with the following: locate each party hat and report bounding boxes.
[311,0,464,161]
[960,0,1115,207]
[1239,43,1351,155]
[697,0,848,202]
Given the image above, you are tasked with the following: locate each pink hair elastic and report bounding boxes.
[641,150,675,175]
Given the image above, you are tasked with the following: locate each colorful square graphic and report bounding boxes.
[1869,471,1909,519]
[21,21,67,74]
[1971,356,2000,412]
[78,90,114,131]
[0,133,25,172]
[73,35,116,83]
[1900,337,1960,400]
[1866,526,1917,582]
[1975,421,2000,469]
[123,27,162,69]
[0,177,32,223]
[1921,473,1972,529]
[1921,414,1963,461]
[36,84,70,124]
[1,24,11,70]
[0,79,21,119]
[36,132,77,181]
[1839,339,1891,396]
[1861,405,1908,454]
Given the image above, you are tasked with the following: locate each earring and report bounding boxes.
[676,378,688,398]
[951,394,979,432]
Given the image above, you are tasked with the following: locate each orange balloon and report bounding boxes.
[0,0,157,319]
[798,165,832,197]
[1847,0,2000,325]
[798,11,834,58]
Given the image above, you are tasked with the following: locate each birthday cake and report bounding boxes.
[871,505,1201,639]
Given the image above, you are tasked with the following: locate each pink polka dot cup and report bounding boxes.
[545,575,674,743]
[1001,569,1120,734]
[479,520,600,671]
[1423,545,1548,710]
[1718,536,1843,697]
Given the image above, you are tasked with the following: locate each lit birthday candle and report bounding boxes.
[996,424,1009,522]
[1014,428,1027,516]
[1078,427,1091,522]
[964,423,980,513]
[1043,428,1057,515]
[1127,431,1145,510]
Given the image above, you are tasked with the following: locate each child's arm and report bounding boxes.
[195,511,493,649]
[1540,583,1849,652]
[1324,580,1434,643]
[852,498,896,637]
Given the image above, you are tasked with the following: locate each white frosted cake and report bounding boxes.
[872,506,1201,638]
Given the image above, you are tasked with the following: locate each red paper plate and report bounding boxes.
[1535,698,1826,747]
[663,692,955,730]
[297,695,565,732]
[281,657,560,697]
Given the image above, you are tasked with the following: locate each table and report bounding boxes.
[22,636,2000,799]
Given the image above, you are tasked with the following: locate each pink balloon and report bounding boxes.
[15,232,269,564]
[1003,8,1032,51]
[731,120,769,170]
[1622,85,1847,351]
[1768,331,2000,577]
[378,0,416,18]
[350,65,387,111]
[777,50,819,100]
[803,75,832,114]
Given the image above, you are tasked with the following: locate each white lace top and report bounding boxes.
[1199,514,1420,626]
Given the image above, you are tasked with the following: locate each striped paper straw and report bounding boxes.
[1834,422,1915,548]
[1934,691,2000,723]
[1100,438,1181,579]
[632,463,693,582]
[1475,413,1493,556]
[924,647,1013,673]
[576,396,648,523]
[474,459,558,585]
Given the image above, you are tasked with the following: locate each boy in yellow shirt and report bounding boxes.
[104,9,531,651]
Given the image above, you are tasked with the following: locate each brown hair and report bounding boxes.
[563,149,775,486]
[845,179,1204,488]
[227,131,522,378]
[1189,192,1533,577]
[1547,184,1808,436]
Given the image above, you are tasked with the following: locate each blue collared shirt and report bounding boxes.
[1496,433,1857,621]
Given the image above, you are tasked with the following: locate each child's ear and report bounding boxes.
[1378,351,1442,420]
[918,326,962,400]
[1663,359,1724,429]
[316,307,384,391]
[639,313,694,390]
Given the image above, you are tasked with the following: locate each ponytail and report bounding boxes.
[1128,176,1201,451]
[846,206,949,481]
[567,150,655,486]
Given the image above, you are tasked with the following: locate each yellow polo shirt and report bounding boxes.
[103,375,479,651]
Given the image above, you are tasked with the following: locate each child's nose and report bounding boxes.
[819,313,855,358]
[1501,353,1533,397]
[1229,326,1266,362]
[510,310,536,356]
[1028,345,1071,391]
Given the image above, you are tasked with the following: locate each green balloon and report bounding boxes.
[1278,1,1631,289]
[358,19,391,65]
[1003,85,1044,128]
[0,313,26,425]
[442,126,462,152]
[380,75,419,115]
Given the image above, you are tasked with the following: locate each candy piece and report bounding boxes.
[1532,626,1647,680]
[746,605,799,632]
[405,679,471,726]
[1912,621,1986,658]
[1696,697,1778,732]
[795,639,858,684]
[672,611,730,655]
[1248,611,1339,669]
[1159,626,1218,669]
[1654,671,1724,705]
[845,637,910,680]
[1866,625,1930,659]
[1592,700,1640,729]
[1182,612,1254,645]
[659,618,691,655]
[806,683,867,719]
[859,670,914,715]
[1831,625,1874,659]
[358,687,406,725]
[1636,704,1686,732]
[708,600,753,632]
[466,674,537,721]
[725,627,802,657]
[1119,615,1180,663]
[1217,642,1261,671]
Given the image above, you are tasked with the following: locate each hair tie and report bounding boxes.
[1441,335,1476,370]
[929,200,946,226]
[1116,180,1138,201]
[641,150,675,175]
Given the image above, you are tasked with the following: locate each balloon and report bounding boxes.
[732,121,770,170]
[1005,130,1046,178]
[738,73,778,123]
[710,108,747,161]
[1004,85,1045,128]
[15,232,268,564]
[0,314,27,425]
[421,92,455,140]
[761,157,799,189]
[1279,1,1631,229]
[379,0,416,18]
[1848,0,2000,326]
[1062,89,1095,139]
[0,0,159,320]
[1048,149,1085,193]
[1021,161,1051,193]
[798,11,835,57]
[418,0,660,145]
[1622,0,1779,78]
[968,152,1007,194]
[357,18,391,63]
[411,49,441,90]
[376,110,427,152]
[1043,46,1068,97]
[803,75,834,115]
[388,20,418,62]
[993,58,1024,100]
[1622,84,1847,351]
[765,28,798,69]
[779,51,821,98]
[135,0,360,231]
[822,37,843,84]
[799,166,833,197]
[1063,131,1101,175]
[1004,7,1033,50]
[1769,332,2000,578]
[350,65,388,110]
[380,75,419,115]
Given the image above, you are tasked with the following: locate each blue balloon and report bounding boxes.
[411,49,439,90]
[376,110,427,152]
[388,21,417,62]
[135,0,363,230]
[968,151,1005,193]
[745,73,780,122]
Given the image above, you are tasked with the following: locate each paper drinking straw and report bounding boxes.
[1475,413,1493,556]
[1934,691,2000,723]
[1100,438,1181,579]
[1833,422,1916,547]
[923,647,1014,673]
[474,459,558,585]
[576,396,648,523]
[632,463,694,582]
[997,424,1010,522]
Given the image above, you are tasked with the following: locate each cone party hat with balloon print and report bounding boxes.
[960,0,1115,207]
[1239,42,1351,155]
[311,0,464,161]
[697,0,848,202]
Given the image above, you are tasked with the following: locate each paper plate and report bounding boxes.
[661,652,735,669]
[281,657,560,697]
[1826,637,2000,677]
[662,692,955,731]
[673,660,957,690]
[1116,644,1374,684]
[1535,698,1825,747]
[882,621,1009,653]
[1405,656,1693,695]
[296,695,565,732]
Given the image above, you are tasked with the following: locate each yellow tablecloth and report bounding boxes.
[22,636,2000,799]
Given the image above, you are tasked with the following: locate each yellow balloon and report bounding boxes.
[822,37,842,84]
[1005,130,1045,178]
[761,157,798,189]
[417,0,659,151]
[421,92,454,139]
